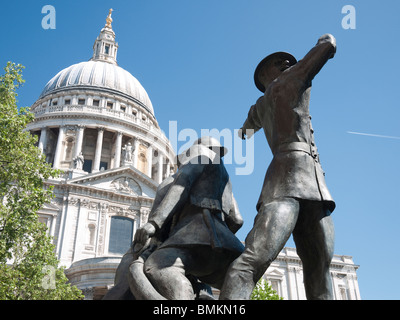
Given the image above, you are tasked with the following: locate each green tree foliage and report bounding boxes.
[250,278,283,300]
[0,62,83,299]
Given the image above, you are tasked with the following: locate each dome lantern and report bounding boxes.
[91,9,118,65]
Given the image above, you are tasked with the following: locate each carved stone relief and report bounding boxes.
[110,177,142,195]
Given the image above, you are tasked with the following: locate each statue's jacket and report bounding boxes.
[147,145,244,255]
[242,40,336,213]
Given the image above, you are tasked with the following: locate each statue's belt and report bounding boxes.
[274,141,318,159]
[190,195,223,214]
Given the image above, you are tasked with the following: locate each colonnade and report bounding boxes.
[36,125,173,184]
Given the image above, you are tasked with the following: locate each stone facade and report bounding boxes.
[263,247,361,300]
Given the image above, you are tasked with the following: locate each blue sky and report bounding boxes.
[2,0,400,300]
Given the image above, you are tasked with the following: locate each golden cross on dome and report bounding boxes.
[105,8,113,29]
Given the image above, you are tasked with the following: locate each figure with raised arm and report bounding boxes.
[220,34,337,300]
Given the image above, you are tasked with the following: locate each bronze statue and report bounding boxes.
[134,136,244,299]
[104,137,244,300]
[220,34,337,300]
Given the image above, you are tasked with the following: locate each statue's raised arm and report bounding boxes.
[290,33,336,84]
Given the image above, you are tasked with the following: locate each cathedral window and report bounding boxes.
[339,285,349,300]
[100,161,108,171]
[78,98,85,105]
[64,99,71,105]
[108,216,134,254]
[105,45,110,55]
[38,215,51,234]
[83,159,93,173]
[93,99,100,106]
[106,101,113,109]
[270,279,282,297]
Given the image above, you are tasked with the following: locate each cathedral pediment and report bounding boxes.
[38,201,60,215]
[265,268,285,279]
[66,165,158,198]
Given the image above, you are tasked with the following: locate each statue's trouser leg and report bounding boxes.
[144,248,196,300]
[128,257,167,300]
[144,246,238,300]
[219,198,300,300]
[293,201,334,300]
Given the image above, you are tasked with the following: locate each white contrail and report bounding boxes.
[347,131,400,140]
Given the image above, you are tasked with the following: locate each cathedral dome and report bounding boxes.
[38,60,154,115]
[28,9,176,179]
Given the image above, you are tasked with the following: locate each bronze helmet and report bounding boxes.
[254,51,297,92]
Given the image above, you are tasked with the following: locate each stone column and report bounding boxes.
[286,266,297,300]
[53,126,65,169]
[38,126,48,154]
[157,153,164,184]
[146,145,153,178]
[113,131,122,169]
[93,127,104,173]
[331,272,338,300]
[49,214,56,238]
[165,160,171,178]
[133,138,140,169]
[73,125,85,158]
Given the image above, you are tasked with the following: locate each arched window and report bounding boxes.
[108,216,134,254]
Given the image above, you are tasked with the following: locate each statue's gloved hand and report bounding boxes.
[317,34,336,59]
[238,128,254,140]
[134,223,156,246]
